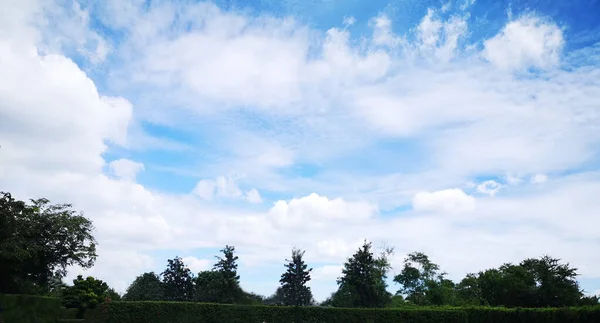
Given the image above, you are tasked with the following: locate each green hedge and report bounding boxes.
[96,302,600,323]
[95,301,466,323]
[464,306,600,323]
[2,295,600,323]
[0,294,64,323]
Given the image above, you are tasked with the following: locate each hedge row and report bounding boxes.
[95,301,600,323]
[1,295,600,323]
[0,294,76,323]
[91,302,466,323]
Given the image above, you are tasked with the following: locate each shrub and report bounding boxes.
[0,294,63,323]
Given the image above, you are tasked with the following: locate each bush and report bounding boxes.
[97,301,466,323]
[464,306,600,323]
[0,294,64,323]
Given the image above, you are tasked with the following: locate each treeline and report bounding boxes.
[122,241,599,309]
[1,191,598,318]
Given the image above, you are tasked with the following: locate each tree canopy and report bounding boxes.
[328,241,392,308]
[0,192,97,294]
[279,248,314,306]
[123,272,164,301]
[162,256,194,301]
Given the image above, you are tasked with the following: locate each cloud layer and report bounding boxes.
[1,0,600,301]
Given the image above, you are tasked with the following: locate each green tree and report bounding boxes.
[394,252,455,306]
[162,257,194,301]
[521,255,583,307]
[457,256,583,308]
[264,287,286,306]
[0,192,97,294]
[123,272,164,301]
[331,241,392,308]
[193,270,243,304]
[213,245,240,282]
[279,248,314,306]
[61,275,110,319]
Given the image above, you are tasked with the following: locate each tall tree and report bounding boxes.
[331,241,392,308]
[194,270,242,304]
[279,248,314,306]
[162,257,194,301]
[0,192,97,294]
[123,272,165,301]
[61,275,110,319]
[394,252,456,306]
[521,255,583,307]
[213,245,240,282]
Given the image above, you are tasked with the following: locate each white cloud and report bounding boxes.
[476,180,504,196]
[268,193,377,229]
[181,256,212,274]
[245,188,262,204]
[505,174,524,185]
[343,16,356,27]
[108,159,144,181]
[192,175,261,203]
[413,189,476,213]
[2,0,600,302]
[312,265,343,281]
[531,173,548,184]
[483,15,564,70]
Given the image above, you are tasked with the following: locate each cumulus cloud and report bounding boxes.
[181,256,212,274]
[483,15,564,70]
[108,159,144,181]
[268,193,377,228]
[193,175,261,203]
[412,189,476,213]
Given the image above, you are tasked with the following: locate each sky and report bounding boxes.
[1,0,600,302]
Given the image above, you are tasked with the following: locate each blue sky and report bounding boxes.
[1,0,600,301]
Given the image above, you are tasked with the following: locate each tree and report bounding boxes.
[0,192,97,294]
[123,272,164,301]
[279,248,314,306]
[61,275,110,319]
[194,270,242,304]
[264,287,286,306]
[393,252,455,306]
[521,255,583,307]
[456,256,584,308]
[162,257,194,301]
[213,245,240,282]
[331,240,392,308]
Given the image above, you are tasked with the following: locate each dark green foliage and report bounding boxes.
[0,192,97,294]
[194,270,243,304]
[394,251,457,306]
[90,301,469,323]
[264,287,285,306]
[330,241,392,308]
[0,294,64,323]
[198,245,246,304]
[162,257,194,301]
[213,245,240,282]
[61,275,111,318]
[457,256,584,308]
[279,248,314,306]
[123,272,165,301]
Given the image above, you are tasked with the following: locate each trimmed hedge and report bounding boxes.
[95,302,600,323]
[2,295,599,323]
[464,306,600,323]
[95,301,467,323]
[0,294,64,323]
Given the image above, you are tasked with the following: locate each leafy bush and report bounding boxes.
[0,294,64,323]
